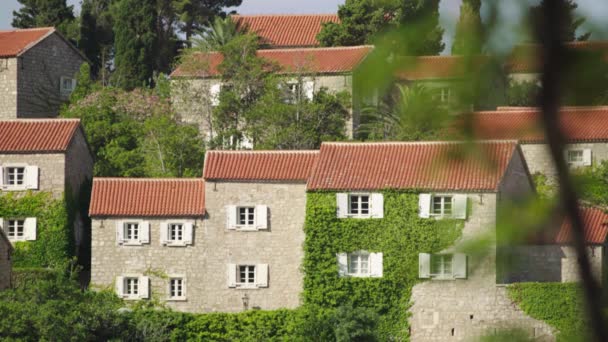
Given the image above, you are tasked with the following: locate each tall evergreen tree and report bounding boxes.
[398,0,444,55]
[112,0,157,90]
[530,0,590,42]
[12,0,77,40]
[79,0,114,80]
[174,0,243,44]
[451,0,483,55]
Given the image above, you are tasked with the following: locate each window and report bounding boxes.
[124,222,140,241]
[284,82,300,103]
[7,219,25,240]
[435,87,451,103]
[431,195,453,217]
[567,150,584,164]
[431,254,453,278]
[168,223,184,242]
[238,265,256,285]
[238,207,255,227]
[5,167,24,186]
[348,252,370,276]
[169,278,185,299]
[349,195,370,217]
[124,277,139,296]
[60,77,76,95]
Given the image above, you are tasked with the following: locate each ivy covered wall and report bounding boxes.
[0,192,73,268]
[302,190,464,339]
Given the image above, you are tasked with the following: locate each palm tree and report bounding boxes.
[191,16,239,51]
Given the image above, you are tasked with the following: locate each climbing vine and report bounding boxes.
[302,190,465,339]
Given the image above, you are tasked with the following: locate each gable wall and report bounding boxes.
[521,142,608,181]
[0,57,18,119]
[0,152,66,198]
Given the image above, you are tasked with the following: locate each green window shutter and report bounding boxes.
[419,253,431,278]
[453,253,467,279]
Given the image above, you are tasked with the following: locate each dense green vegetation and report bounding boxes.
[303,191,464,339]
[508,283,588,341]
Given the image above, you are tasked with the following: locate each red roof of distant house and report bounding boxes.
[466,107,608,143]
[171,46,372,77]
[507,41,608,73]
[396,55,491,80]
[555,207,608,244]
[232,14,339,47]
[307,141,518,191]
[0,27,54,57]
[204,150,319,181]
[0,119,81,153]
[89,178,206,217]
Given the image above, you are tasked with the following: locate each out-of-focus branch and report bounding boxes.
[537,1,606,341]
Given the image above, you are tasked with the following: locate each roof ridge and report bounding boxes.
[321,140,518,146]
[94,177,204,182]
[0,118,80,122]
[258,45,373,53]
[206,150,319,154]
[231,14,338,17]
[0,27,54,33]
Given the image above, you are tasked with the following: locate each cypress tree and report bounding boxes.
[451,0,483,55]
[398,0,445,55]
[79,0,114,79]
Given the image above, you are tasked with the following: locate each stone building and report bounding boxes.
[0,229,13,290]
[170,45,372,141]
[306,141,553,341]
[467,106,608,181]
[231,14,339,48]
[0,119,93,255]
[0,27,86,119]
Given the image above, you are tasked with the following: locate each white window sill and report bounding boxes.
[1,187,28,191]
[345,214,372,219]
[235,226,259,231]
[346,273,372,278]
[234,284,259,289]
[430,275,456,281]
[167,297,187,302]
[122,295,141,301]
[120,241,144,246]
[8,238,26,242]
[164,242,187,247]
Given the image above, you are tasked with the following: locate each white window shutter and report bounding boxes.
[453,253,467,279]
[184,222,193,245]
[24,217,36,240]
[256,205,268,230]
[419,253,431,278]
[453,194,467,219]
[116,221,124,244]
[71,78,77,90]
[419,194,431,218]
[337,253,348,277]
[139,276,150,299]
[0,167,4,187]
[371,193,384,218]
[140,221,150,244]
[210,83,221,106]
[370,253,383,278]
[0,218,3,232]
[583,149,592,166]
[336,193,348,218]
[256,264,269,288]
[304,80,314,100]
[25,166,38,190]
[160,222,168,245]
[226,205,237,229]
[227,263,237,288]
[115,276,124,297]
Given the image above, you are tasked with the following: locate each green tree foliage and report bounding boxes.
[530,0,590,42]
[192,16,239,51]
[359,84,448,141]
[507,80,541,106]
[452,0,483,55]
[12,0,77,40]
[317,0,389,47]
[79,0,114,80]
[397,0,445,55]
[112,0,158,90]
[174,0,242,43]
[575,161,608,206]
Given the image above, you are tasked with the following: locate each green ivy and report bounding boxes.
[507,282,588,341]
[302,190,464,339]
[0,192,73,268]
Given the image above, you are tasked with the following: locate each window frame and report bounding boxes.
[123,277,140,299]
[430,254,454,279]
[6,218,25,241]
[2,164,28,190]
[168,276,186,301]
[347,251,371,277]
[348,193,371,218]
[566,149,584,164]
[167,223,184,243]
[430,195,453,218]
[123,221,141,244]
[236,264,256,287]
[59,76,76,95]
[236,206,256,229]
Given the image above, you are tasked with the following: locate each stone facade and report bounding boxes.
[90,180,307,312]
[409,150,555,341]
[0,32,85,119]
[171,74,356,140]
[521,142,608,181]
[0,231,12,290]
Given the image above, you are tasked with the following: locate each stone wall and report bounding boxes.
[0,58,18,119]
[17,32,85,118]
[0,233,12,290]
[90,180,307,313]
[521,143,608,181]
[64,129,94,198]
[503,245,604,284]
[0,153,66,198]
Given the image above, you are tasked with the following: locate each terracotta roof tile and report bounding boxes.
[555,207,608,244]
[232,14,339,47]
[89,178,205,217]
[396,55,490,80]
[307,141,517,191]
[467,107,608,143]
[507,41,608,73]
[171,46,372,77]
[204,150,318,181]
[0,27,54,57]
[0,119,81,153]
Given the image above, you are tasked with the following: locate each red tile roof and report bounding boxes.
[396,55,490,80]
[0,27,54,57]
[555,207,608,244]
[232,14,339,47]
[507,41,608,73]
[204,150,319,181]
[0,119,81,153]
[89,178,206,217]
[466,107,608,143]
[171,46,372,77]
[307,141,518,191]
